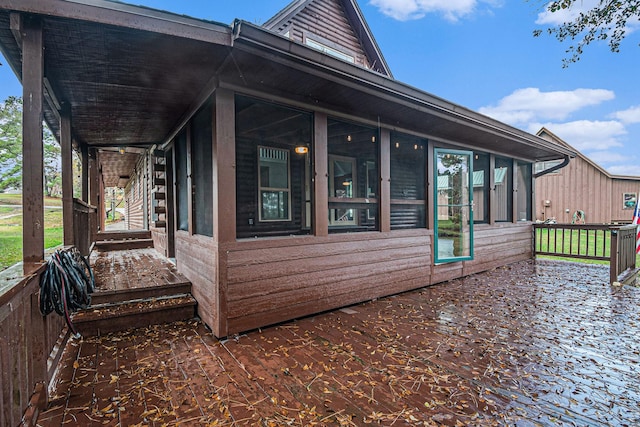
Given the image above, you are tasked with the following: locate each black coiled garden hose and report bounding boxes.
[39,248,95,336]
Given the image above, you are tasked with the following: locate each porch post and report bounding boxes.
[60,104,74,246]
[212,88,235,337]
[488,155,496,225]
[81,143,89,202]
[89,147,99,242]
[21,15,45,273]
[313,112,328,236]
[379,129,390,232]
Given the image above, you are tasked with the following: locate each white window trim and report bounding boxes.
[258,146,292,222]
[329,154,357,226]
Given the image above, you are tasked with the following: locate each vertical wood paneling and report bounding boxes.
[536,153,639,224]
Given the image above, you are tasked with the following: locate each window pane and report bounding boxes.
[261,191,289,220]
[328,118,378,232]
[259,147,289,189]
[174,129,188,232]
[390,133,426,229]
[472,152,489,223]
[495,157,513,222]
[517,162,532,221]
[192,102,213,237]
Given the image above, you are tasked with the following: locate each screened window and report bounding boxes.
[390,133,426,229]
[259,147,291,221]
[472,153,490,224]
[174,129,188,232]
[494,157,513,222]
[235,95,312,238]
[516,162,532,221]
[327,118,378,233]
[192,102,213,236]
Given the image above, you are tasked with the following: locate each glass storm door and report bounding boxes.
[434,149,474,263]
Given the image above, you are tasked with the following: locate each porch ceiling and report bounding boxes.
[0,4,232,186]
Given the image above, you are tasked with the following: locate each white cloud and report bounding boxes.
[606,164,640,176]
[530,120,626,152]
[585,151,631,164]
[535,1,640,33]
[368,0,498,22]
[610,105,640,124]
[535,0,599,26]
[479,87,615,125]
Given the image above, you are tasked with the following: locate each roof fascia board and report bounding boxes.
[232,21,575,160]
[263,0,309,30]
[344,0,392,77]
[0,0,232,44]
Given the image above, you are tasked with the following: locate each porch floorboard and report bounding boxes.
[38,260,640,426]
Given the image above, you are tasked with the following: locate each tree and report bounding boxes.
[0,96,62,195]
[0,96,23,191]
[533,0,640,66]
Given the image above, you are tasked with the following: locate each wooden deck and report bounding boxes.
[38,260,640,426]
[70,248,195,336]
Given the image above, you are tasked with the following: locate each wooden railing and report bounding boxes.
[73,198,98,256]
[534,223,638,284]
[0,265,67,426]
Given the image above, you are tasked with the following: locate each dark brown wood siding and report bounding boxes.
[175,231,218,328]
[222,230,431,335]
[0,268,66,426]
[275,0,371,70]
[218,222,533,336]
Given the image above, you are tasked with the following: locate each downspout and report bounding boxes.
[533,155,571,178]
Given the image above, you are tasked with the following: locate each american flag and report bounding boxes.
[633,200,640,254]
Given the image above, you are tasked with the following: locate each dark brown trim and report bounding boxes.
[426,142,434,231]
[81,143,89,202]
[313,112,328,236]
[186,124,193,235]
[380,128,390,232]
[488,154,496,225]
[21,14,44,272]
[0,0,232,45]
[214,88,236,243]
[61,105,74,246]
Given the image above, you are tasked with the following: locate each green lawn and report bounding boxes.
[0,196,64,270]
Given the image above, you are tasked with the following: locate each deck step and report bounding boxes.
[71,294,197,336]
[90,281,191,305]
[94,238,154,252]
[96,230,151,241]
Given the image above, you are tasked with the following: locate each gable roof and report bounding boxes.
[537,127,640,181]
[263,0,392,77]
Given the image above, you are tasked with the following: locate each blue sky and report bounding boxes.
[1,0,639,175]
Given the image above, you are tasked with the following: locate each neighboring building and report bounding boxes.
[0,0,574,337]
[536,128,640,224]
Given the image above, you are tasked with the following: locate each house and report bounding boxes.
[536,127,640,224]
[0,0,575,339]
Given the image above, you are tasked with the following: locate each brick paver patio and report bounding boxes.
[37,260,639,426]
